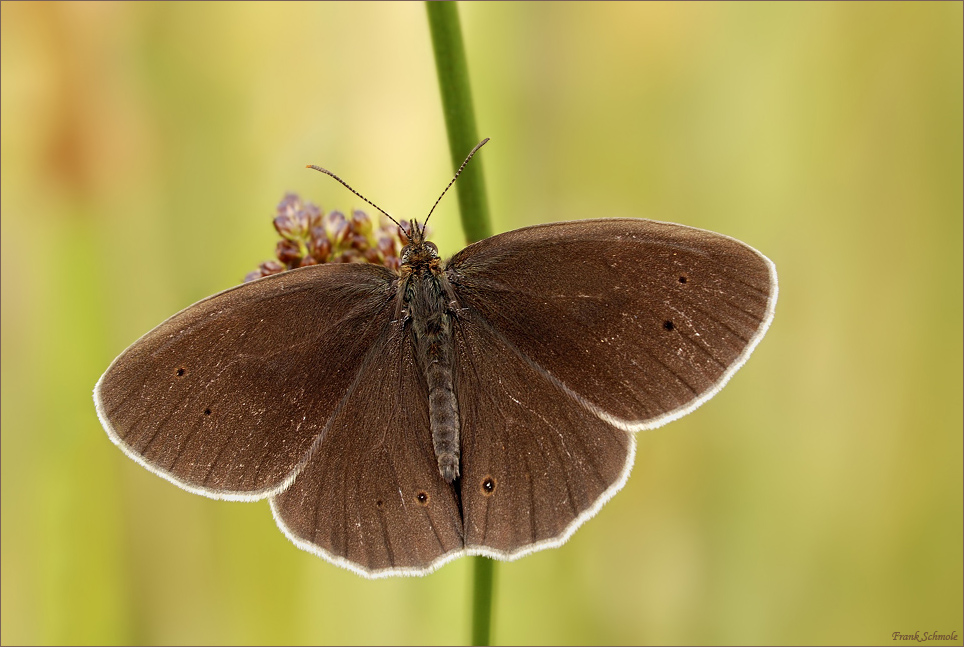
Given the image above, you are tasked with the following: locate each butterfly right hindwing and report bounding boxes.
[453,308,634,557]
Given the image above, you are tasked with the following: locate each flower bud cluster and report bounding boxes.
[245,193,415,282]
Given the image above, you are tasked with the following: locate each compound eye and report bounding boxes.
[425,242,439,256]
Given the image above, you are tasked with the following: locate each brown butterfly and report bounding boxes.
[95,140,777,577]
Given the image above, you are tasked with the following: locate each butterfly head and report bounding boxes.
[400,220,440,271]
[308,139,490,277]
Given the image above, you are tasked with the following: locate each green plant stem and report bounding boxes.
[426,3,496,646]
[426,1,492,244]
[471,557,495,646]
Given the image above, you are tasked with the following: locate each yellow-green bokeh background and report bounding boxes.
[2,2,961,645]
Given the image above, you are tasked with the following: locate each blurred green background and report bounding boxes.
[2,2,961,645]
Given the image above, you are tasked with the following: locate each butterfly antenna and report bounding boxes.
[422,137,490,239]
[306,164,403,231]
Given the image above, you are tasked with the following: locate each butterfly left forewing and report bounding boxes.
[95,263,399,500]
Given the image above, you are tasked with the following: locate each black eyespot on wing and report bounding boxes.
[203,408,211,416]
[678,274,688,284]
[663,320,675,331]
[175,368,186,377]
[415,491,430,506]
[481,476,496,496]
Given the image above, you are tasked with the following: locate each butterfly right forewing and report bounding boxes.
[446,218,777,432]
